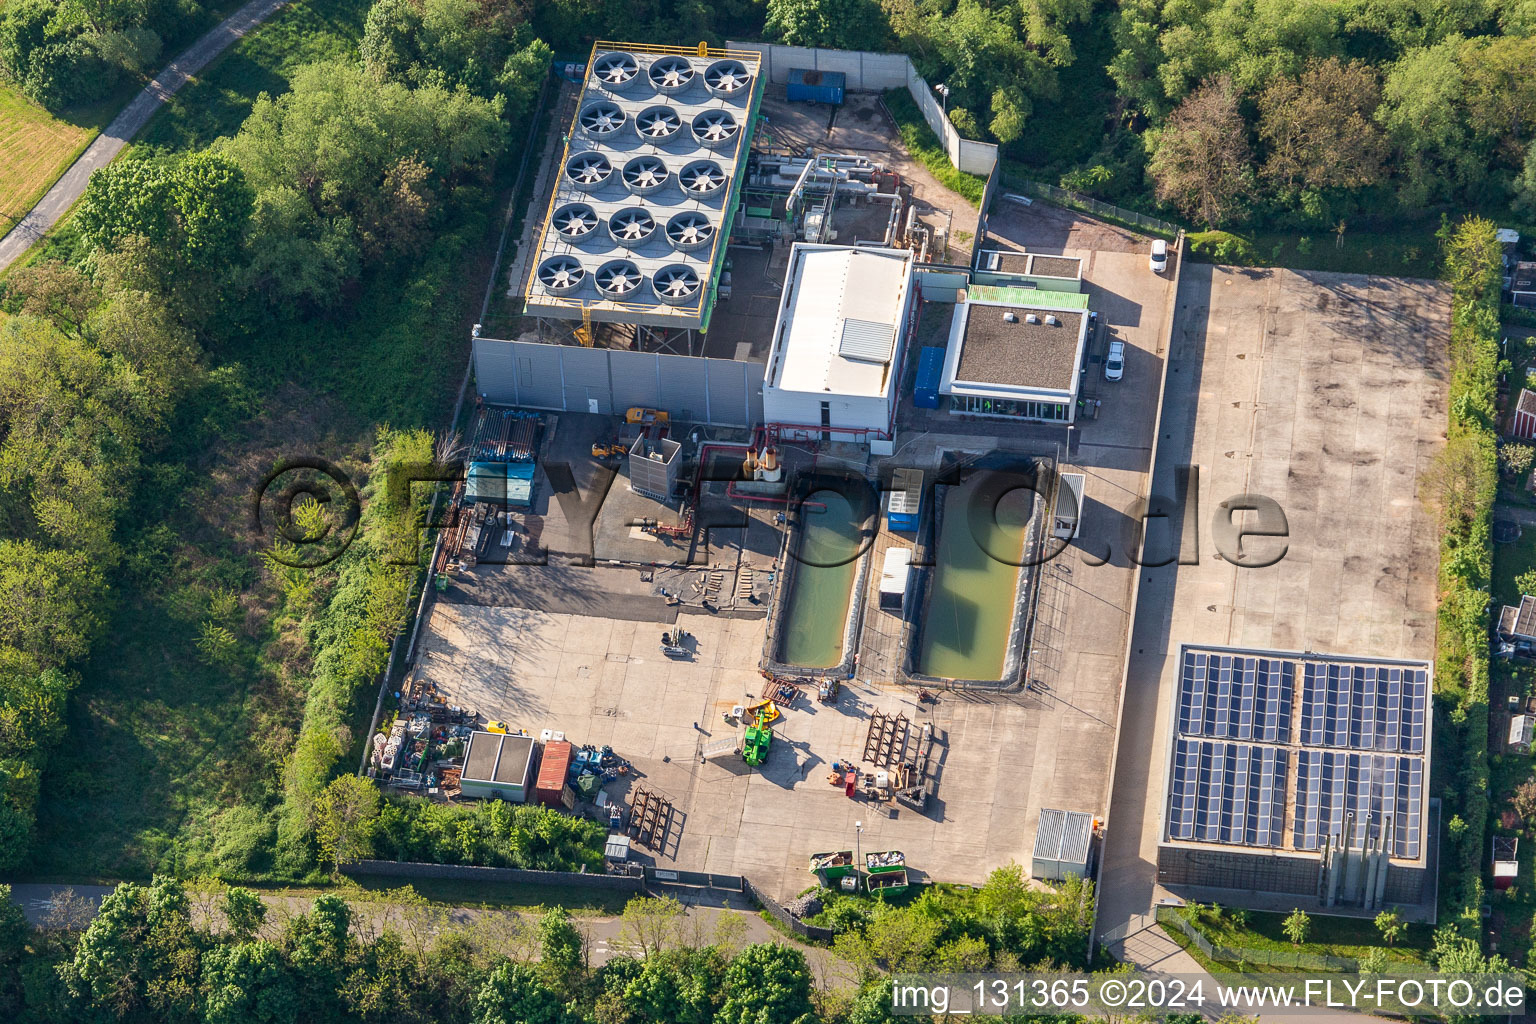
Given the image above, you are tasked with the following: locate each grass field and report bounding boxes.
[0,85,102,233]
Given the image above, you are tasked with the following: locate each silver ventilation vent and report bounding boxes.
[652,264,702,306]
[622,156,669,195]
[691,109,739,149]
[592,51,640,90]
[666,211,715,251]
[648,55,695,94]
[564,152,613,191]
[579,100,627,138]
[595,259,644,299]
[703,59,751,98]
[537,256,586,296]
[634,105,683,142]
[608,208,657,247]
[678,160,728,196]
[551,202,599,241]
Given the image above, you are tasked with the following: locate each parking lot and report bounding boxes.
[1097,265,1450,945]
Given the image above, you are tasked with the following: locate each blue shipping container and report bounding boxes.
[913,346,944,409]
[787,68,846,105]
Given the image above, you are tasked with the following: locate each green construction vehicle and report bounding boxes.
[743,718,773,766]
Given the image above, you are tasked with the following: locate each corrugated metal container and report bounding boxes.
[879,547,912,610]
[534,741,573,807]
[1031,808,1094,881]
[886,467,922,532]
[468,461,535,507]
[787,68,845,105]
[913,347,944,408]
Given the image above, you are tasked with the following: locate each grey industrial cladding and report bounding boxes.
[253,455,1292,570]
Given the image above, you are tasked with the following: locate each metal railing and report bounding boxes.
[1156,907,1363,971]
[1001,177,1182,239]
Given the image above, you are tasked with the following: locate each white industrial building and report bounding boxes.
[761,244,915,441]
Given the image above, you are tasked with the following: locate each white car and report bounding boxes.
[1104,340,1126,382]
[1149,238,1169,273]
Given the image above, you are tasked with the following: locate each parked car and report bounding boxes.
[1150,238,1168,273]
[1104,340,1126,381]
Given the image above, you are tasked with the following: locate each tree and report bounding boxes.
[1149,75,1253,226]
[0,542,106,665]
[1502,443,1536,478]
[717,943,815,1024]
[223,887,267,940]
[314,773,381,872]
[1282,908,1311,946]
[1512,778,1536,823]
[1515,138,1536,218]
[1354,944,1389,975]
[1257,58,1386,191]
[765,0,889,50]
[619,895,684,957]
[1374,910,1404,946]
[1424,431,1498,532]
[202,940,299,1024]
[1515,571,1536,598]
[473,959,569,1024]
[1,262,98,331]
[537,906,583,988]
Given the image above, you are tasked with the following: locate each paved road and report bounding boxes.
[5,881,851,981]
[0,0,291,272]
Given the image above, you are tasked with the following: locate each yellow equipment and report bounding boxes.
[744,698,780,724]
[574,306,595,347]
[484,720,509,734]
[592,442,626,459]
[625,407,670,426]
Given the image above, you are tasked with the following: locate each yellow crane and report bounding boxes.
[574,306,595,347]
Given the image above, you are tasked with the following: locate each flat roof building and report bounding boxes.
[459,731,536,802]
[761,244,915,440]
[940,289,1090,423]
[1158,645,1433,913]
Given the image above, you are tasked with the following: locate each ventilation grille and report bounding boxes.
[837,318,896,363]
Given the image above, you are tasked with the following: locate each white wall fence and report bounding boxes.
[728,41,998,176]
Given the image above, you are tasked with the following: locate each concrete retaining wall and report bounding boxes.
[344,860,645,890]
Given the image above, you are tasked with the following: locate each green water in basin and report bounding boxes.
[780,490,862,668]
[917,483,1028,680]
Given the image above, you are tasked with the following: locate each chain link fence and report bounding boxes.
[1001,177,1182,240]
[1157,907,1361,971]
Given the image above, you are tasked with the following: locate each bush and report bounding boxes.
[882,89,986,206]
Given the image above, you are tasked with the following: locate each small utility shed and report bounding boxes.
[460,731,536,801]
[1510,714,1535,753]
[1032,808,1093,881]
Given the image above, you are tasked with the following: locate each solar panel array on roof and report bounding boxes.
[1178,650,1294,742]
[1292,750,1423,858]
[1167,739,1287,847]
[1299,662,1427,752]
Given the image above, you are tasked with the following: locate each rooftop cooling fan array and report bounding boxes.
[666,211,714,251]
[552,202,599,241]
[565,152,612,190]
[592,51,640,90]
[608,208,657,246]
[704,59,751,98]
[648,55,695,93]
[652,264,702,305]
[537,256,586,296]
[691,110,739,149]
[595,260,644,299]
[635,105,683,142]
[579,100,627,137]
[622,156,669,194]
[679,160,728,196]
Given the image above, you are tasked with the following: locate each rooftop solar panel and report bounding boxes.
[1168,738,1286,848]
[1299,661,1426,752]
[1177,650,1295,743]
[1290,750,1422,858]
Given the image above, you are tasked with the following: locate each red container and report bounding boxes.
[535,741,573,807]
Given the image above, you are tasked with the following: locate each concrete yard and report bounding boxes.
[1097,266,1450,951]
[414,200,1183,899]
